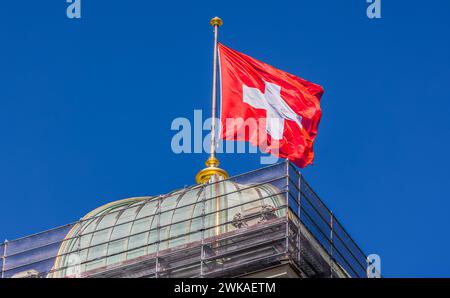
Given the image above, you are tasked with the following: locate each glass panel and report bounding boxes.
[158,227,169,250]
[85,244,107,271]
[77,219,99,271]
[127,219,150,258]
[106,239,127,266]
[177,187,203,208]
[231,161,287,187]
[159,210,173,227]
[106,205,140,266]
[126,200,158,260]
[169,222,185,239]
[160,194,179,212]
[85,212,117,270]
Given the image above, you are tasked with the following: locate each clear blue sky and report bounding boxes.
[1,1,449,277]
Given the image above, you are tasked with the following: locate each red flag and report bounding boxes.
[218,43,324,168]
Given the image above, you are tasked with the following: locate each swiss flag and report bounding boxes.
[218,43,324,168]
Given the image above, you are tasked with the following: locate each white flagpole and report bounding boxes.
[195,17,228,184]
[209,16,222,159]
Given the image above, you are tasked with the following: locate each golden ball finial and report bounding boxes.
[210,16,223,27]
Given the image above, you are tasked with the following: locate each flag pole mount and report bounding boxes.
[195,156,228,184]
[196,16,228,184]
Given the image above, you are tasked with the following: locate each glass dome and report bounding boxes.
[48,179,285,277]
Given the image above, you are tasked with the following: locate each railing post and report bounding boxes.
[1,240,7,279]
[330,211,334,278]
[155,197,161,278]
[200,184,206,278]
[285,161,290,257]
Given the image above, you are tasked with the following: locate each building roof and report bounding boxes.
[1,162,368,278]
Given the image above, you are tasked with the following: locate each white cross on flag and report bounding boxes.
[243,81,303,140]
[218,43,324,168]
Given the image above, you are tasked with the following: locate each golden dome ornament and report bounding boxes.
[195,156,229,184]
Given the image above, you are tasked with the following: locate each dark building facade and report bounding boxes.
[1,162,367,278]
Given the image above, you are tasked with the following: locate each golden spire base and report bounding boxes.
[195,156,228,184]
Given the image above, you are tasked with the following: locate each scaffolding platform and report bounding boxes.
[1,162,368,278]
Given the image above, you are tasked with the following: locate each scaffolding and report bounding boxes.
[0,161,368,278]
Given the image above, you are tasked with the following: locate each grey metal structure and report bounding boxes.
[0,162,368,278]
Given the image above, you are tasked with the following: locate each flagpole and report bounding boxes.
[195,17,228,184]
[210,17,221,159]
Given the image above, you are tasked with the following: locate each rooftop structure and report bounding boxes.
[1,162,368,278]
